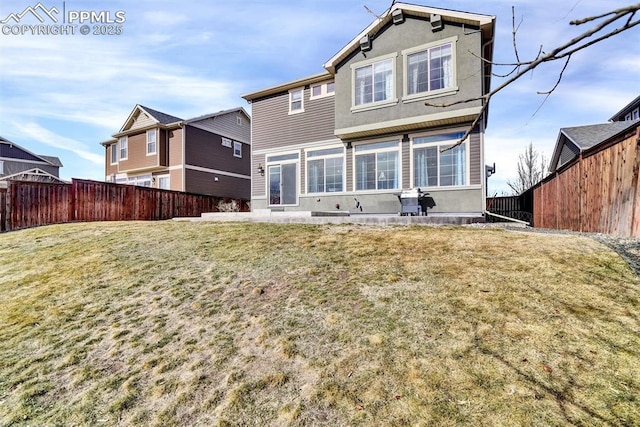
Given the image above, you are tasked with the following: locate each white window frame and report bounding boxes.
[288,88,304,114]
[310,81,336,100]
[110,144,118,165]
[305,146,345,194]
[118,136,128,161]
[236,115,243,126]
[351,52,398,111]
[130,173,152,187]
[157,174,170,190]
[353,140,401,192]
[402,36,458,103]
[266,151,300,207]
[146,129,157,155]
[410,132,470,188]
[233,141,242,158]
[0,160,3,175]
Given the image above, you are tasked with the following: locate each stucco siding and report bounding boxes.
[334,18,484,132]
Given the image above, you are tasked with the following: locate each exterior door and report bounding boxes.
[268,163,297,205]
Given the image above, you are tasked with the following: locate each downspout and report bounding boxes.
[181,122,186,192]
[480,36,493,218]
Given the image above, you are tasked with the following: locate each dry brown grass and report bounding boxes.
[0,221,639,426]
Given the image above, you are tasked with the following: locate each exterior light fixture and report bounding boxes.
[257,164,265,176]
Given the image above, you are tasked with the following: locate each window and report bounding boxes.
[0,160,3,175]
[110,144,118,164]
[157,175,170,190]
[403,37,457,100]
[633,109,639,120]
[118,136,128,160]
[236,116,243,126]
[354,141,399,191]
[129,174,152,187]
[413,132,466,187]
[233,141,242,158]
[354,57,394,107]
[146,129,157,155]
[289,88,304,113]
[310,81,335,100]
[307,147,344,193]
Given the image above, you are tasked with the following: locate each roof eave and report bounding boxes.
[242,71,333,102]
[323,2,495,74]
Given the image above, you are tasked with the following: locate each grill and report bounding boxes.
[395,188,429,216]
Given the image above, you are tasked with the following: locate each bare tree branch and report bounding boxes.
[430,3,640,151]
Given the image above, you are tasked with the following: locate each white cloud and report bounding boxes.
[18,122,104,165]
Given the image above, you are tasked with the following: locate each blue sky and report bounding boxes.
[1,0,638,195]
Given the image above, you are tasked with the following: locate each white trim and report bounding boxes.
[110,143,118,165]
[335,106,483,139]
[146,129,157,156]
[185,164,251,180]
[233,141,242,158]
[305,146,346,194]
[309,81,336,100]
[409,132,470,189]
[288,87,305,114]
[352,139,402,192]
[402,36,459,102]
[265,151,300,207]
[252,138,342,156]
[0,160,3,175]
[118,136,128,161]
[351,52,398,111]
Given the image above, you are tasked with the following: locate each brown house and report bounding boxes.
[101,105,251,199]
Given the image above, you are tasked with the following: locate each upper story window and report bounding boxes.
[289,88,304,114]
[110,144,118,164]
[236,115,244,126]
[352,54,396,108]
[310,81,336,100]
[146,129,157,155]
[413,132,467,187]
[0,160,4,175]
[403,36,458,101]
[118,136,128,160]
[233,141,242,158]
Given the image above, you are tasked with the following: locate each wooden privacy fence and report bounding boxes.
[0,179,249,232]
[533,127,640,237]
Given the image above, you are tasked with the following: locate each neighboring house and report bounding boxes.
[548,121,640,173]
[242,3,495,215]
[536,97,640,237]
[101,105,251,200]
[610,94,640,122]
[0,136,64,184]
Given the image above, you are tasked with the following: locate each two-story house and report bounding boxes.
[0,136,64,184]
[242,3,495,215]
[101,105,251,199]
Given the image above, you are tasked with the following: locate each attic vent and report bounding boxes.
[392,9,404,25]
[359,35,371,52]
[430,14,443,31]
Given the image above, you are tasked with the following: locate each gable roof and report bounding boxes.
[609,94,640,121]
[0,136,63,168]
[184,106,251,124]
[118,104,183,133]
[549,120,640,173]
[323,2,495,74]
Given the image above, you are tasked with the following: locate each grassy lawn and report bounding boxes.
[0,221,639,426]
